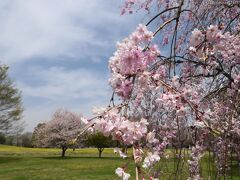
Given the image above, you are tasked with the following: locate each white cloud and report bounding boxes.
[0,0,127,64]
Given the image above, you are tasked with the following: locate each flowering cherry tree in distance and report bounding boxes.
[77,0,240,179]
[34,109,86,157]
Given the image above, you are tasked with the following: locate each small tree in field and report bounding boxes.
[34,109,86,157]
[86,132,110,158]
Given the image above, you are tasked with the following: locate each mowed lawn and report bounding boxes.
[0,145,135,180]
[0,145,239,180]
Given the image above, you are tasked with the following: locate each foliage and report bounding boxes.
[0,133,6,144]
[20,132,33,147]
[0,64,23,131]
[4,132,32,147]
[32,123,46,148]
[86,132,111,158]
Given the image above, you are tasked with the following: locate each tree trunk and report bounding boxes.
[98,148,104,158]
[61,147,67,157]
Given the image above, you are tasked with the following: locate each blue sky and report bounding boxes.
[0,0,149,131]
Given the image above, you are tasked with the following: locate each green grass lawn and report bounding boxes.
[0,145,239,180]
[0,145,136,180]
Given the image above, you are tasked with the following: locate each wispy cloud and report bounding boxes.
[18,66,110,100]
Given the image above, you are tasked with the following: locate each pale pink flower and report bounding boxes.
[142,152,160,169]
[115,167,131,180]
[190,28,204,46]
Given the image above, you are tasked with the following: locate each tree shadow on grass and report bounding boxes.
[0,156,22,163]
[40,156,124,160]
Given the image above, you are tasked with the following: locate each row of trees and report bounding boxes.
[0,132,32,147]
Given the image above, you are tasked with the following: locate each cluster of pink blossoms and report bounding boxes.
[189,25,240,66]
[142,151,160,169]
[94,108,149,145]
[188,144,204,180]
[109,24,160,100]
[121,0,183,14]
[121,0,153,14]
[115,167,131,180]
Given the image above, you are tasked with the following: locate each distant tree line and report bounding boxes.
[0,132,33,147]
